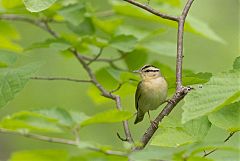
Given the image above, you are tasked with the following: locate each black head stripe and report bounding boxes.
[144,69,159,73]
[141,65,157,71]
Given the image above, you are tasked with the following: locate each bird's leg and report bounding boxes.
[148,111,158,129]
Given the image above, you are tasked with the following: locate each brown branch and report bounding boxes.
[134,87,191,150]
[123,0,179,21]
[129,0,195,150]
[30,76,92,83]
[0,14,58,38]
[0,13,134,144]
[0,128,127,156]
[81,52,128,63]
[87,48,103,65]
[203,132,236,157]
[176,0,194,91]
[71,49,134,143]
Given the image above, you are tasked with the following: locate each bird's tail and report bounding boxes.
[134,110,145,124]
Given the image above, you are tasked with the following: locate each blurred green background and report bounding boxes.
[0,0,239,160]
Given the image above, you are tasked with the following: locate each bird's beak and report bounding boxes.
[133,70,140,73]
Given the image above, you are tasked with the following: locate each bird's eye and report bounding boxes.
[145,70,150,72]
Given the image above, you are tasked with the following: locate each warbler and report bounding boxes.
[134,65,168,124]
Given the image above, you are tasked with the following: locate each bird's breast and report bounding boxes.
[140,77,168,111]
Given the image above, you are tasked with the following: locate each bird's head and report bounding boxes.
[133,65,162,80]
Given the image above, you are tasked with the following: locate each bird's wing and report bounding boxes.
[135,81,142,110]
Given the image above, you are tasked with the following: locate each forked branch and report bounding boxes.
[0,13,134,144]
[123,0,195,150]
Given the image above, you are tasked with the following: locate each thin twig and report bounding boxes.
[0,128,127,156]
[0,14,58,38]
[71,49,134,143]
[110,82,126,94]
[30,76,92,83]
[117,132,128,141]
[87,48,103,65]
[42,20,58,38]
[0,13,134,144]
[203,132,236,157]
[123,0,179,21]
[224,131,235,142]
[81,52,128,63]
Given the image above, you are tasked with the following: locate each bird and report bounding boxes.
[134,65,168,125]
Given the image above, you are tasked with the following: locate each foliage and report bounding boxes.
[0,0,238,161]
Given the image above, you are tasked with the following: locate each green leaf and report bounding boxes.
[25,38,71,51]
[0,51,17,68]
[111,1,224,43]
[110,35,138,52]
[70,112,89,125]
[130,146,178,161]
[0,63,40,109]
[183,117,211,141]
[68,18,95,36]
[34,107,74,127]
[80,109,132,127]
[9,150,69,161]
[208,101,240,132]
[167,72,212,89]
[58,4,86,26]
[124,49,148,71]
[186,16,226,44]
[95,67,119,89]
[0,35,23,53]
[186,142,240,161]
[182,71,240,123]
[1,0,23,9]
[187,157,213,161]
[70,152,127,161]
[115,25,151,40]
[0,21,20,40]
[141,41,176,57]
[151,128,195,147]
[0,111,62,132]
[233,56,240,70]
[23,0,57,12]
[151,116,211,147]
[93,17,122,34]
[157,0,181,7]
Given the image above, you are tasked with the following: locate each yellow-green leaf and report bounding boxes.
[209,101,240,132]
[80,110,132,127]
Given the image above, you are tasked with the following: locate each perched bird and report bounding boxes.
[134,65,168,125]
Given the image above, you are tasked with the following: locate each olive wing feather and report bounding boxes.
[135,81,142,110]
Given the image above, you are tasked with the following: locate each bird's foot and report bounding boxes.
[150,120,158,129]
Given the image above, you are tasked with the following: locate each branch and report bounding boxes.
[71,49,134,143]
[130,0,195,150]
[176,0,194,91]
[87,48,103,65]
[0,13,134,144]
[203,132,236,157]
[0,14,58,38]
[81,52,128,63]
[0,128,127,156]
[134,87,190,150]
[123,0,179,21]
[30,76,92,83]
